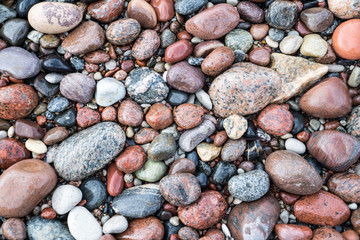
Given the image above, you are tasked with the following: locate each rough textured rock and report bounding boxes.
[328,0,360,19]
[0,138,30,169]
[328,172,360,203]
[347,106,360,138]
[115,217,164,240]
[265,0,297,30]
[27,216,74,240]
[106,18,141,45]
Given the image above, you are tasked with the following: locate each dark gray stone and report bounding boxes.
[160,29,176,48]
[33,73,59,97]
[112,184,164,218]
[212,161,237,185]
[70,56,85,71]
[47,97,69,113]
[42,54,73,73]
[265,0,298,30]
[54,108,76,127]
[175,0,208,15]
[147,133,176,161]
[16,0,39,18]
[268,28,285,42]
[79,177,107,211]
[0,4,16,24]
[27,216,74,240]
[188,57,204,66]
[54,122,125,180]
[0,18,29,46]
[167,89,189,106]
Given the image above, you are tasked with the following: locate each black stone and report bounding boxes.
[211,161,237,185]
[321,19,338,36]
[164,221,183,240]
[54,108,76,127]
[195,172,208,189]
[79,177,107,211]
[34,73,59,97]
[186,150,199,166]
[305,156,322,175]
[197,160,212,176]
[42,54,73,73]
[244,120,258,140]
[158,210,172,221]
[290,111,305,135]
[167,89,188,106]
[237,22,252,30]
[0,18,29,46]
[303,0,318,9]
[245,140,262,161]
[16,0,39,18]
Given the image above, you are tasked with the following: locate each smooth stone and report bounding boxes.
[16,0,39,18]
[328,0,360,19]
[0,47,40,79]
[249,47,271,66]
[14,119,44,140]
[225,29,253,53]
[135,159,167,182]
[307,130,360,172]
[42,54,72,73]
[54,108,76,127]
[106,18,140,46]
[250,24,269,40]
[349,66,360,88]
[67,206,102,240]
[160,173,201,206]
[25,139,47,154]
[33,73,59,97]
[332,19,360,60]
[95,77,125,107]
[228,169,270,202]
[167,89,189,106]
[185,3,240,40]
[300,7,334,32]
[87,0,125,23]
[0,4,16,23]
[47,97,69,113]
[284,138,306,154]
[178,191,227,230]
[0,138,29,169]
[194,40,224,58]
[145,103,173,130]
[112,184,164,218]
[79,177,107,211]
[347,106,360,138]
[312,227,345,240]
[62,21,105,55]
[60,73,96,103]
[279,35,303,55]
[103,215,128,234]
[164,39,193,64]
[52,184,82,215]
[195,89,213,110]
[125,67,169,104]
[294,190,350,227]
[178,227,199,240]
[209,62,281,117]
[117,99,143,127]
[147,133,176,161]
[265,150,323,195]
[0,18,29,46]
[83,50,110,64]
[0,159,57,217]
[0,120,11,131]
[1,218,26,240]
[107,162,124,197]
[116,217,164,240]
[257,104,293,137]
[201,46,235,76]
[328,172,360,204]
[237,1,264,23]
[221,138,246,161]
[290,111,305,135]
[167,61,205,93]
[27,216,74,240]
[174,103,207,130]
[300,77,352,118]
[134,128,159,145]
[196,142,221,162]
[150,0,174,21]
[28,2,82,34]
[132,29,160,60]
[160,29,176,48]
[352,208,360,234]
[0,84,38,120]
[300,34,328,58]
[265,0,297,30]
[175,0,207,15]
[228,195,280,240]
[169,158,196,175]
[268,28,285,42]
[211,161,237,185]
[275,223,312,240]
[54,122,125,180]
[116,145,146,174]
[127,0,157,29]
[269,53,328,103]
[223,114,247,140]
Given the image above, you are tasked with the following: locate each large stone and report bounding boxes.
[265,0,297,30]
[115,217,164,240]
[106,18,140,45]
[332,19,360,60]
[60,73,96,104]
[209,62,281,117]
[328,172,360,204]
[27,216,74,240]
[269,53,328,103]
[0,18,29,46]
[300,7,334,32]
[328,0,360,19]
[54,122,125,180]
[67,206,102,240]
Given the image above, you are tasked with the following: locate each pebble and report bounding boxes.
[0,47,40,79]
[249,47,271,66]
[33,73,59,97]
[195,89,213,110]
[225,29,253,53]
[125,67,169,104]
[116,145,147,174]
[150,0,174,21]
[178,191,227,229]
[279,35,303,55]
[62,21,105,55]
[127,0,157,29]
[0,18,29,46]
[265,150,323,195]
[347,106,360,138]
[201,46,234,76]
[116,217,164,240]
[294,190,350,226]
[117,99,143,127]
[349,66,360,88]
[42,54,72,73]
[228,196,280,240]
[265,36,279,48]
[25,139,47,154]
[146,103,173,130]
[47,97,69,113]
[352,208,360,234]
[95,77,125,107]
[300,34,328,58]
[185,3,240,40]
[147,133,176,161]
[210,63,281,116]
[328,172,360,204]
[237,1,264,23]
[328,0,360,19]
[132,30,160,60]
[54,122,125,180]
[223,114,247,139]
[103,215,128,234]
[284,138,306,154]
[106,18,140,46]
[67,206,102,240]
[80,177,107,211]
[87,0,125,23]
[134,128,159,144]
[174,104,206,130]
[60,73,96,103]
[28,2,82,34]
[196,143,221,162]
[265,0,297,30]
[1,218,26,240]
[0,4,16,24]
[27,216,73,240]
[135,159,167,182]
[161,29,176,48]
[221,139,246,161]
[52,184,82,215]
[257,104,293,136]
[84,51,110,64]
[275,223,313,240]
[307,130,360,172]
[165,40,193,64]
[312,227,345,240]
[332,19,360,60]
[167,89,188,106]
[112,184,164,218]
[40,34,60,48]
[300,7,334,32]
[175,0,207,15]
[14,119,45,140]
[178,227,199,240]
[0,159,57,217]
[168,158,196,175]
[250,24,269,40]
[107,163,124,197]
[54,108,76,127]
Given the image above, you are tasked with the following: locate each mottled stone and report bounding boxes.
[54,122,125,180]
[265,0,297,30]
[76,108,100,128]
[1,218,26,240]
[147,133,176,161]
[60,73,96,103]
[328,0,360,19]
[112,184,164,218]
[134,128,159,144]
[88,0,125,23]
[174,103,206,129]
[178,227,199,240]
[169,158,196,175]
[127,0,157,29]
[117,99,143,127]
[175,0,207,15]
[116,145,146,174]
[201,46,234,77]
[115,217,164,240]
[221,138,246,161]
[237,1,265,23]
[106,18,140,45]
[312,227,344,240]
[132,30,160,60]
[347,106,360,138]
[196,143,221,162]
[146,103,173,130]
[43,127,68,145]
[352,208,360,234]
[328,172,360,203]
[332,19,360,60]
[223,114,247,140]
[257,104,293,137]
[275,223,312,240]
[27,216,74,240]
[300,8,334,32]
[225,29,254,53]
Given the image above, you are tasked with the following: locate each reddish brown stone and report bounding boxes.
[165,40,194,64]
[315,43,337,64]
[280,191,300,205]
[132,30,160,60]
[127,0,157,29]
[297,131,310,142]
[42,127,69,145]
[194,40,225,58]
[116,145,147,174]
[257,104,293,136]
[177,30,192,41]
[107,162,124,197]
[307,130,360,172]
[295,20,312,36]
[237,1,265,23]
[88,0,125,23]
[134,128,159,144]
[201,46,235,77]
[115,217,164,240]
[106,19,141,46]
[178,191,227,229]
[312,227,344,240]
[205,229,225,240]
[214,130,228,147]
[168,158,196,175]
[0,159,57,217]
[294,190,350,227]
[342,230,359,240]
[100,234,116,240]
[0,138,30,169]
[146,103,173,130]
[14,119,45,140]
[40,207,57,219]
[0,84,38,120]
[85,63,99,73]
[1,218,26,240]
[121,60,135,73]
[328,172,360,203]
[84,50,110,64]
[150,0,174,22]
[174,103,206,130]
[178,226,199,240]
[275,223,312,240]
[101,106,117,121]
[250,24,269,40]
[118,99,144,127]
[299,77,352,118]
[352,208,360,234]
[249,47,271,66]
[76,108,101,128]
[332,19,360,60]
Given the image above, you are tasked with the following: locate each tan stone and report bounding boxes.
[196,143,221,162]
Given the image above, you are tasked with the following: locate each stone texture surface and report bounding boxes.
[312,227,345,240]
[328,0,360,19]
[132,30,160,61]
[347,106,360,138]
[127,0,157,29]
[257,104,293,137]
[88,0,125,23]
[275,223,312,240]
[106,18,140,45]
[115,217,164,240]
[265,0,297,30]
[117,99,143,127]
[174,103,207,130]
[328,172,360,203]
[27,216,74,240]
[116,145,146,174]
[60,73,96,104]
[201,46,235,77]
[0,138,30,169]
[332,19,360,60]
[1,218,26,240]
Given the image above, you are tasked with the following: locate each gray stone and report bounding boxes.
[228,169,270,202]
[47,97,69,113]
[221,139,247,161]
[0,47,41,79]
[225,29,253,53]
[60,73,96,104]
[147,133,176,161]
[0,18,30,46]
[265,0,298,30]
[54,122,125,180]
[161,29,176,48]
[347,106,360,138]
[45,73,64,84]
[112,184,164,218]
[0,4,16,24]
[27,216,74,240]
[212,161,237,185]
[268,28,285,42]
[79,177,107,211]
[125,67,169,104]
[175,0,208,15]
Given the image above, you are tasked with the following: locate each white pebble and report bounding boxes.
[101,215,110,225]
[41,204,50,211]
[280,210,289,224]
[348,66,360,88]
[27,30,44,44]
[52,185,83,215]
[103,215,128,234]
[265,36,279,48]
[126,127,134,138]
[222,224,232,238]
[285,138,306,154]
[67,206,102,240]
[45,73,64,84]
[169,216,180,226]
[279,35,303,55]
[195,89,212,110]
[7,126,14,138]
[191,37,203,44]
[187,94,195,104]
[226,0,239,6]
[141,121,150,128]
[105,60,117,71]
[0,130,7,139]
[349,203,358,210]
[94,72,102,80]
[233,198,242,205]
[326,64,345,72]
[280,133,293,139]
[124,174,133,183]
[289,214,296,220]
[133,178,142,186]
[95,77,126,107]
[25,139,47,154]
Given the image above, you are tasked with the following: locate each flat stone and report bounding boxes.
[135,159,167,182]
[116,217,164,240]
[67,206,102,240]
[275,223,312,240]
[27,216,74,240]
[175,0,207,15]
[328,172,360,204]
[14,119,44,140]
[52,184,82,215]
[60,73,96,103]
[106,18,140,45]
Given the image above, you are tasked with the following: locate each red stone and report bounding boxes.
[178,227,199,240]
[127,0,157,29]
[165,40,193,64]
[100,234,116,240]
[295,20,312,36]
[275,223,312,240]
[280,191,300,205]
[205,229,225,240]
[249,47,271,66]
[194,40,224,58]
[107,162,124,197]
[201,46,235,77]
[178,191,227,229]
[250,24,269,40]
[168,158,196,175]
[116,145,147,174]
[174,103,206,130]
[145,103,173,130]
[131,30,160,61]
[294,190,350,227]
[328,172,360,203]
[297,131,310,142]
[101,106,117,121]
[0,138,30,169]
[342,230,359,240]
[40,208,57,219]
[150,0,174,22]
[312,227,344,240]
[257,104,293,136]
[134,128,159,144]
[76,108,101,128]
[121,60,135,73]
[88,0,125,23]
[177,30,192,41]
[332,19,360,60]
[118,100,143,127]
[213,131,228,147]
[0,84,38,120]
[84,50,110,64]
[115,217,164,240]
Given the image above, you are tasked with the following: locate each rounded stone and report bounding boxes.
[168,158,196,175]
[332,19,360,60]
[275,223,313,240]
[257,104,293,137]
[76,108,101,128]
[328,0,360,19]
[116,217,164,240]
[67,206,102,240]
[249,47,271,66]
[221,139,246,162]
[0,138,30,169]
[27,216,73,240]
[284,138,306,154]
[196,143,221,162]
[150,0,174,21]
[0,18,29,46]
[15,119,44,140]
[117,99,143,127]
[60,73,96,104]
[147,133,176,161]
[135,159,167,182]
[107,162,124,197]
[175,0,207,15]
[127,0,157,29]
[146,103,173,130]
[80,177,107,211]
[103,215,128,234]
[225,29,253,53]
[312,227,345,240]
[134,128,159,144]
[52,185,82,215]
[116,145,147,174]
[106,18,141,46]
[300,34,328,58]
[237,1,264,23]
[131,30,160,61]
[87,0,125,23]
[328,172,360,204]
[1,218,26,240]
[43,127,69,145]
[174,103,206,129]
[347,106,360,138]
[201,46,235,77]
[279,35,303,55]
[300,7,334,32]
[165,40,193,64]
[265,0,297,30]
[223,114,248,140]
[178,227,199,240]
[95,77,125,107]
